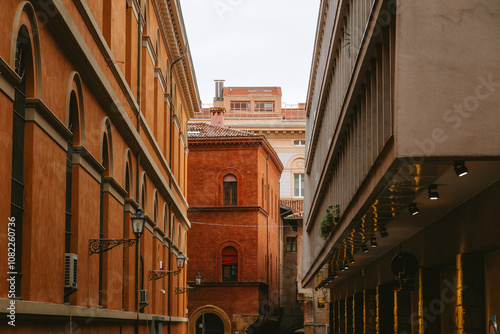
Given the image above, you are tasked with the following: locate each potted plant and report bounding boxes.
[320,205,340,240]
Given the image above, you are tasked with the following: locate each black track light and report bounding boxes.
[370,237,377,248]
[454,161,468,177]
[362,244,369,253]
[344,262,349,270]
[349,257,355,264]
[333,271,338,278]
[380,228,388,238]
[409,202,419,215]
[428,184,439,200]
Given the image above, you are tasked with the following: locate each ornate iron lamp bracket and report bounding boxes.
[148,270,180,281]
[89,238,136,255]
[175,286,197,295]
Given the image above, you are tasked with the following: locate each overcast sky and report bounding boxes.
[180,0,320,106]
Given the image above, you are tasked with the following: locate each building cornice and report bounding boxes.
[151,0,201,117]
[0,298,187,323]
[189,206,268,215]
[188,137,283,173]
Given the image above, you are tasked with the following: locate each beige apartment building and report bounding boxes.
[192,82,307,201]
[303,0,500,333]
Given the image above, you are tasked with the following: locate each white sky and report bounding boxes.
[180,0,320,106]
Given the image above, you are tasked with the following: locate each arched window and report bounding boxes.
[177,224,181,247]
[11,25,32,298]
[223,174,237,206]
[222,247,238,281]
[99,131,110,307]
[153,191,158,224]
[64,91,79,303]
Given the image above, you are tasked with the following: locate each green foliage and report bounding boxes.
[320,205,340,240]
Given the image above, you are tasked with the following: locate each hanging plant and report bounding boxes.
[320,205,340,240]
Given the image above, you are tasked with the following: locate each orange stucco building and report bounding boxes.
[186,119,283,334]
[0,1,199,333]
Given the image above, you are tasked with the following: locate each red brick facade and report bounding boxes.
[186,123,283,334]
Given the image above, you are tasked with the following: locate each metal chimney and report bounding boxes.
[214,80,225,101]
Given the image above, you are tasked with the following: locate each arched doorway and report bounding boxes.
[196,313,224,334]
[188,305,231,334]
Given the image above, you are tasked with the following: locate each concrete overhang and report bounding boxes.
[302,159,500,289]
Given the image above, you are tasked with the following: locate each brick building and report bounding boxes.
[0,0,199,333]
[186,119,283,334]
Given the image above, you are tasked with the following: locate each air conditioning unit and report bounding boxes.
[64,253,78,289]
[139,289,149,306]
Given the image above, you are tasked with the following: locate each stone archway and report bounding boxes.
[189,305,231,334]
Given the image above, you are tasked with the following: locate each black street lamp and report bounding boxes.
[131,207,146,334]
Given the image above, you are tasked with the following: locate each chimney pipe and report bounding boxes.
[214,80,225,102]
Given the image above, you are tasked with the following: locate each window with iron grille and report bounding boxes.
[230,101,251,112]
[254,101,275,113]
[223,174,237,206]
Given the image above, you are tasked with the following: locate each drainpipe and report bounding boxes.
[136,0,142,132]
[167,46,188,334]
[266,155,270,290]
[135,3,142,334]
[167,203,172,334]
[168,47,189,186]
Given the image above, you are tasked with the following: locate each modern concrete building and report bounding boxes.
[303,0,500,333]
[0,0,199,333]
[186,121,283,334]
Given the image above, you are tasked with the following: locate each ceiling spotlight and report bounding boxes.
[362,244,369,253]
[454,161,468,177]
[349,257,355,264]
[428,184,439,200]
[370,237,377,248]
[340,265,345,272]
[344,262,349,270]
[333,271,338,278]
[409,202,419,215]
[380,228,388,238]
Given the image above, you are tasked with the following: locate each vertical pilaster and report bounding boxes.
[364,289,377,333]
[456,253,485,334]
[346,295,353,334]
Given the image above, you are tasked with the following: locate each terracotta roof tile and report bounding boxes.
[187,123,259,139]
[280,199,304,218]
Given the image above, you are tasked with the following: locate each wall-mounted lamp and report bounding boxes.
[88,207,146,255]
[409,202,419,215]
[349,257,355,264]
[454,161,468,177]
[176,273,202,295]
[362,244,369,253]
[370,237,377,248]
[380,228,388,238]
[428,184,439,200]
[148,252,186,280]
